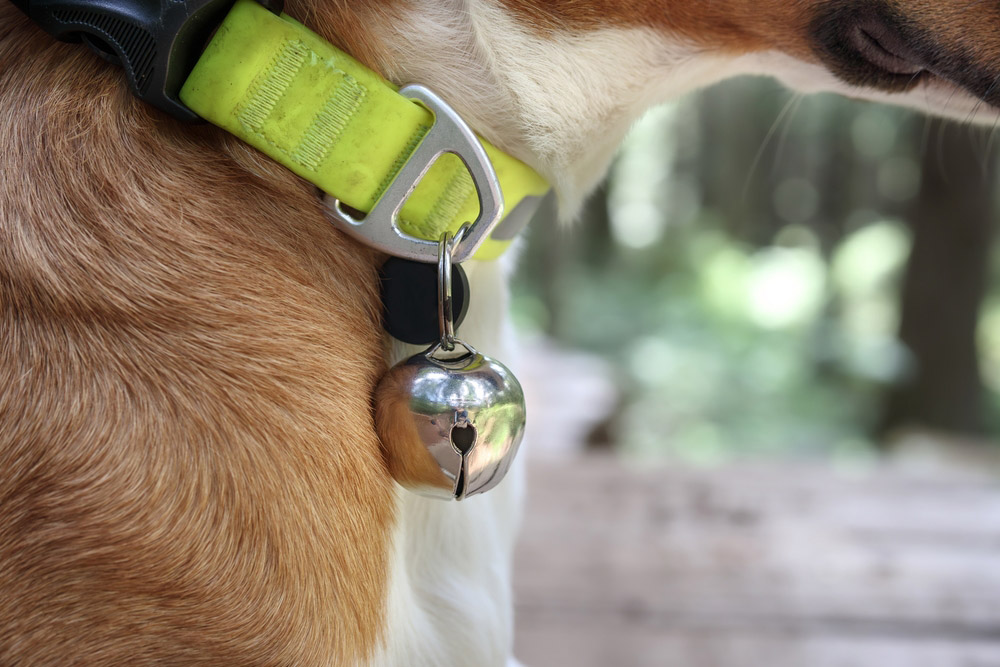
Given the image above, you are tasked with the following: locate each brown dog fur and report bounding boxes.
[0,3,405,663]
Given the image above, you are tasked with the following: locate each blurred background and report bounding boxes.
[511,75,1000,666]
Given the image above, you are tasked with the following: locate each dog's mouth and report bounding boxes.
[811,6,1000,109]
[849,19,926,79]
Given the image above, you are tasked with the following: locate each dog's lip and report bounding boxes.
[850,21,926,76]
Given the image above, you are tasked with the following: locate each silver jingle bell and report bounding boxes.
[375,340,525,500]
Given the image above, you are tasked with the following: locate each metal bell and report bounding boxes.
[375,225,526,500]
[376,341,525,499]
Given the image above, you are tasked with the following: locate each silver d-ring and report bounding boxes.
[437,224,469,351]
[324,85,504,264]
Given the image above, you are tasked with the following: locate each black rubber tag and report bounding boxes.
[380,258,470,346]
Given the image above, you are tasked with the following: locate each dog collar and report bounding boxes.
[15,0,549,261]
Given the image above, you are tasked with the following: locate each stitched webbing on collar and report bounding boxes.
[178,0,548,260]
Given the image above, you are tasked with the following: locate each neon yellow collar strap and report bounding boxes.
[179,0,548,261]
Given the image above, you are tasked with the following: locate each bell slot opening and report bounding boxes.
[450,423,477,455]
[454,466,466,500]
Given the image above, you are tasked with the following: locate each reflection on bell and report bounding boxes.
[375,342,526,500]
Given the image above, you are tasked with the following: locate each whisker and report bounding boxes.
[983,113,1000,155]
[772,95,805,175]
[964,98,986,126]
[935,118,951,188]
[741,93,803,201]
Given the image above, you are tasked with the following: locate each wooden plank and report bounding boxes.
[513,457,1000,666]
[516,624,1000,667]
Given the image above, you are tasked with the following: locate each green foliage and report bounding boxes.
[511,77,948,462]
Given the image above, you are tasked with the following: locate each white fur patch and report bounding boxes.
[371,1,754,217]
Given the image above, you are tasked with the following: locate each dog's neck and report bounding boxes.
[291,0,772,217]
[288,0,1000,224]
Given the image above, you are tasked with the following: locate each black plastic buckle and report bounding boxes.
[11,0,283,122]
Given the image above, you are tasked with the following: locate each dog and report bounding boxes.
[2,0,997,664]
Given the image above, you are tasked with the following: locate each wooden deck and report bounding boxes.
[513,456,1000,667]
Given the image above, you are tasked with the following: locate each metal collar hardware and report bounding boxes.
[324,85,505,264]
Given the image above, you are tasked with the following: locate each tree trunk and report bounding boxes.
[879,118,996,438]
